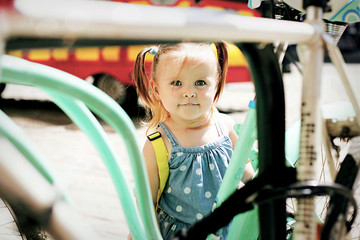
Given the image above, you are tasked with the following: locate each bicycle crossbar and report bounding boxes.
[2,0,316,45]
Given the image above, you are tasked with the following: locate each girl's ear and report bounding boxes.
[150,80,160,98]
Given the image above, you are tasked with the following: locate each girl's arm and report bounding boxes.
[142,139,161,205]
[129,141,160,240]
[143,139,162,229]
[242,161,255,183]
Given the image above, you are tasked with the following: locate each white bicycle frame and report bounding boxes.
[1,1,360,239]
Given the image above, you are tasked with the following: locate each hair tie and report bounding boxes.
[149,46,159,56]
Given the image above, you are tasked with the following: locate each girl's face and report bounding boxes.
[151,47,218,124]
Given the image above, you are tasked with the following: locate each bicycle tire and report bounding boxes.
[236,42,287,240]
[0,196,47,240]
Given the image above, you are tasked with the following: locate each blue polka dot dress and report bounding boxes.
[157,120,233,240]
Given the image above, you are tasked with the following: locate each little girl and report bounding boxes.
[133,42,254,239]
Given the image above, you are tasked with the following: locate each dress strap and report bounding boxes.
[215,115,226,137]
[158,122,180,148]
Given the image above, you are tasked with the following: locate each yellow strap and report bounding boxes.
[147,131,169,203]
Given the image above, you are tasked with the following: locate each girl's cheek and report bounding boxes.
[203,89,216,98]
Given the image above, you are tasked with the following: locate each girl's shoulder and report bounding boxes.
[145,125,172,156]
[217,112,236,133]
[217,112,238,148]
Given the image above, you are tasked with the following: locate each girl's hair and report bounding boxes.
[133,42,228,132]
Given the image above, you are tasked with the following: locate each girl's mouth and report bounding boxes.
[179,103,198,106]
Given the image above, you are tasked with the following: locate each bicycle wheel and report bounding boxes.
[0,196,47,240]
[0,196,25,240]
[317,118,360,240]
[321,136,360,239]
[285,111,360,239]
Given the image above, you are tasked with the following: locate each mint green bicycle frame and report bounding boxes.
[1,54,302,239]
[0,55,160,240]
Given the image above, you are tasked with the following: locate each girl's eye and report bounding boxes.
[171,80,182,86]
[195,80,206,86]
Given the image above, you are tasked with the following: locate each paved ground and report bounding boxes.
[0,63,359,239]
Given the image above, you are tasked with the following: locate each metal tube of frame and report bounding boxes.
[1,0,316,46]
[293,5,325,240]
[0,135,98,240]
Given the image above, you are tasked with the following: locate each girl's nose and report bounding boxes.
[183,92,196,98]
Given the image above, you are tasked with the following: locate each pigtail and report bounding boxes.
[133,46,169,133]
[133,47,153,106]
[214,42,229,102]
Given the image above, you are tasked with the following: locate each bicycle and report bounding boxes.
[0,0,360,239]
